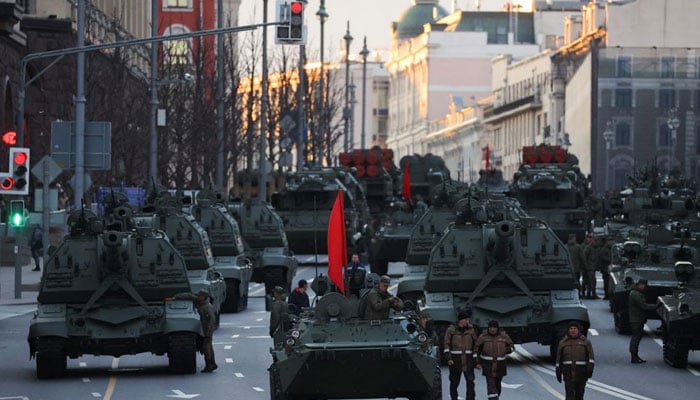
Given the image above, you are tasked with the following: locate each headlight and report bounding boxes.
[290,330,301,339]
[417,333,428,343]
[285,337,296,347]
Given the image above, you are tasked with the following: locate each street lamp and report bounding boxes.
[667,108,680,174]
[359,36,369,150]
[316,0,328,164]
[343,21,353,153]
[603,121,614,192]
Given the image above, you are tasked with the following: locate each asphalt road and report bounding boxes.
[1,265,698,400]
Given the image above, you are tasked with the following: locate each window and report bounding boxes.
[615,89,632,108]
[659,89,675,110]
[166,0,191,8]
[659,123,671,147]
[615,122,631,146]
[660,56,675,78]
[495,26,507,44]
[617,56,632,78]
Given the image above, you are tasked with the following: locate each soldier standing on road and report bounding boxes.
[566,234,585,298]
[583,236,600,299]
[172,289,218,373]
[270,286,290,347]
[444,310,478,400]
[476,320,514,400]
[555,321,595,400]
[364,275,403,320]
[287,279,310,315]
[29,224,43,271]
[598,237,613,300]
[628,279,658,363]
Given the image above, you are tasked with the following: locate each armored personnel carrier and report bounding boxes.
[658,261,700,368]
[228,198,298,296]
[28,207,203,378]
[269,277,441,399]
[271,167,363,255]
[608,225,696,334]
[189,190,253,313]
[143,188,227,317]
[422,195,589,358]
[510,144,589,242]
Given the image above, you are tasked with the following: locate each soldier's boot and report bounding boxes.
[630,353,646,364]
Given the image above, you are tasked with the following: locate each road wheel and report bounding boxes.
[221,279,241,313]
[168,332,197,374]
[35,337,66,379]
[663,337,689,368]
[614,311,631,335]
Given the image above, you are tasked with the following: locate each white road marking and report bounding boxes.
[235,372,244,378]
[256,318,263,322]
[252,387,264,392]
[588,329,599,336]
[80,362,87,367]
[231,334,240,338]
[91,393,101,398]
[224,345,232,350]
[82,377,91,382]
[225,358,233,363]
[501,383,523,389]
[253,311,267,314]
[247,335,270,339]
[166,389,200,399]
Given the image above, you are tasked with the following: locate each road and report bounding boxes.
[1,265,698,400]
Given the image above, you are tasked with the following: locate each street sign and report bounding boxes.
[50,121,112,170]
[31,155,62,184]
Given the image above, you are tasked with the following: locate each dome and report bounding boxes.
[392,0,449,40]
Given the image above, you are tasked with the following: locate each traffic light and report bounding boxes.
[275,0,305,44]
[2,131,17,145]
[289,1,303,40]
[1,147,30,195]
[9,199,25,227]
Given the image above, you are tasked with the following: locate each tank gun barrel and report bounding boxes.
[103,231,125,272]
[491,221,515,263]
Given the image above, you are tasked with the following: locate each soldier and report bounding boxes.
[287,279,310,315]
[172,289,218,373]
[555,321,595,400]
[444,310,479,400]
[345,253,367,297]
[419,310,439,349]
[582,236,600,299]
[364,275,403,319]
[476,320,514,400]
[566,234,585,298]
[29,224,43,271]
[269,286,290,347]
[628,279,658,363]
[598,237,613,300]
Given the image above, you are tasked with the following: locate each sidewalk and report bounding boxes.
[0,262,41,312]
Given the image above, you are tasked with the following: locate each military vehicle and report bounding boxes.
[657,261,700,368]
[473,168,511,196]
[608,225,696,334]
[189,190,253,313]
[510,144,589,242]
[338,147,399,217]
[268,276,441,400]
[228,198,298,295]
[142,187,227,318]
[271,167,365,255]
[28,207,203,378]
[421,195,590,359]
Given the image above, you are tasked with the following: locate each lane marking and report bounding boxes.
[255,318,263,322]
[83,377,91,382]
[247,335,270,339]
[231,334,240,338]
[225,358,233,363]
[588,329,599,336]
[103,358,119,400]
[224,345,232,350]
[252,387,264,392]
[235,373,244,378]
[91,393,101,398]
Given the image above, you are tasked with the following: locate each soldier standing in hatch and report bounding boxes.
[566,234,585,298]
[555,321,595,400]
[628,279,658,363]
[444,310,478,400]
[270,286,289,347]
[172,289,218,372]
[364,275,403,319]
[476,320,514,400]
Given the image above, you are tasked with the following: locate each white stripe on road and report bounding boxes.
[247,336,270,339]
[252,387,264,392]
[83,378,91,382]
[225,358,233,363]
[231,334,240,338]
[588,329,599,336]
[91,393,101,397]
[235,373,244,378]
[224,345,232,350]
[256,318,263,322]
[653,338,700,376]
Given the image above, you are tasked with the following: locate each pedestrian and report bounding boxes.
[566,234,585,298]
[628,279,658,363]
[555,321,595,400]
[476,320,514,400]
[582,236,599,299]
[444,310,478,400]
[270,286,290,347]
[345,253,367,297]
[171,289,218,373]
[29,224,43,271]
[364,275,403,320]
[287,279,310,315]
[598,237,613,300]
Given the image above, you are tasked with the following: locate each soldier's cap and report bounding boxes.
[637,278,648,285]
[567,321,581,330]
[419,311,432,319]
[457,310,472,321]
[379,275,391,285]
[197,289,210,298]
[488,320,499,328]
[273,286,286,295]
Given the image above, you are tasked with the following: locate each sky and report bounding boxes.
[237,1,534,62]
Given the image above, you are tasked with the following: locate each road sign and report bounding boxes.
[31,155,62,184]
[50,121,112,170]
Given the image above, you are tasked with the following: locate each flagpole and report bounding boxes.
[314,194,318,278]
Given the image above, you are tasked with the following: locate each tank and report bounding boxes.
[189,190,253,313]
[608,225,696,334]
[422,195,590,359]
[473,168,511,196]
[268,277,441,400]
[27,207,203,378]
[510,145,589,243]
[143,187,227,317]
[271,167,363,255]
[228,198,298,298]
[338,147,398,217]
[657,261,700,368]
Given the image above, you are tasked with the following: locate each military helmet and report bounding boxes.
[379,275,391,285]
[273,286,286,295]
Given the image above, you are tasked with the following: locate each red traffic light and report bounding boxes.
[14,151,28,165]
[2,131,16,145]
[0,176,14,190]
[290,1,303,14]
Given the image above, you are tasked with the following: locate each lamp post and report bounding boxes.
[316,0,328,164]
[359,36,369,149]
[667,108,680,174]
[603,121,614,192]
[343,22,353,153]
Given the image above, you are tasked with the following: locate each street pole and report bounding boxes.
[150,0,159,184]
[75,0,86,206]
[316,0,328,164]
[259,0,269,201]
[296,43,306,171]
[216,0,225,189]
[343,22,352,153]
[603,121,614,193]
[360,37,369,150]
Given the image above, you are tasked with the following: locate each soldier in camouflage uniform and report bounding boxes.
[566,234,586,298]
[628,279,658,363]
[269,286,290,348]
[173,289,218,373]
[582,236,600,299]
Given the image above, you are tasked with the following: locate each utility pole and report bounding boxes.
[296,43,306,170]
[259,0,269,201]
[75,0,86,206]
[360,36,369,149]
[342,22,352,153]
[149,0,159,183]
[216,0,225,189]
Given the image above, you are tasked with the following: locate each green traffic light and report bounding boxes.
[10,212,24,227]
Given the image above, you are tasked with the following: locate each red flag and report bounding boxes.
[485,145,491,177]
[402,161,412,206]
[327,190,347,294]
